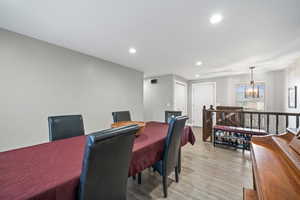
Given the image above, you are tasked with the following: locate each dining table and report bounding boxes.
[0,121,195,200]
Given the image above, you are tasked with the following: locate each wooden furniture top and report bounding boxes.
[243,188,258,200]
[287,127,300,136]
[111,121,146,136]
[251,131,300,200]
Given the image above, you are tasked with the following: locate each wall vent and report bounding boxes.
[151,79,158,84]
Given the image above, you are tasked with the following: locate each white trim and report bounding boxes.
[191,82,217,126]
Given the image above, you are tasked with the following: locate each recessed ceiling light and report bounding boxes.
[196,61,203,66]
[129,47,137,54]
[210,14,223,24]
[195,74,200,78]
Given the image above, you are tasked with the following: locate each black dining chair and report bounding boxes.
[48,115,85,141]
[165,111,183,174]
[78,125,139,200]
[165,111,182,123]
[112,111,131,122]
[153,116,188,198]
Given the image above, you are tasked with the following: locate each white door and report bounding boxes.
[174,81,187,115]
[192,82,216,127]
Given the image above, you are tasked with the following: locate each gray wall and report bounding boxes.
[0,29,144,152]
[144,75,174,122]
[144,74,188,122]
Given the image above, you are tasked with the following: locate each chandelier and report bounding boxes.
[245,66,259,98]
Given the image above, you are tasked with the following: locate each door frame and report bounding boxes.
[191,82,216,126]
[173,80,188,115]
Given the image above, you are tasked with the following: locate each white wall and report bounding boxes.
[0,29,144,152]
[187,70,290,132]
[284,58,300,128]
[188,70,286,115]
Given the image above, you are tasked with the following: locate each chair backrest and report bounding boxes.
[165,111,182,123]
[78,125,139,200]
[48,115,85,141]
[163,116,188,176]
[112,111,131,122]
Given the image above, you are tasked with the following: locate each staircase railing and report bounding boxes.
[202,105,300,142]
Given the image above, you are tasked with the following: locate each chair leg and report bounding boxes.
[175,167,179,183]
[138,172,142,184]
[178,148,182,174]
[163,176,168,198]
[153,166,156,172]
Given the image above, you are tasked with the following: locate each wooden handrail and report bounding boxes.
[202,105,300,142]
[206,109,300,116]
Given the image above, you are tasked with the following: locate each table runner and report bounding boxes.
[0,122,195,200]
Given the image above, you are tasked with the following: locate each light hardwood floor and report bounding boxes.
[127,127,253,200]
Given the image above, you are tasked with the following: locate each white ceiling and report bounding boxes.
[1,0,300,80]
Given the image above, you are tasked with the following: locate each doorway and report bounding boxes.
[174,81,187,115]
[192,82,216,127]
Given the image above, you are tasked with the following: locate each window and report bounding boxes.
[236,82,265,111]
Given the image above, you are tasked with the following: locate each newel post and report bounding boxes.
[202,105,207,141]
[202,105,214,142]
[202,105,206,128]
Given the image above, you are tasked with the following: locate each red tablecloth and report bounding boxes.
[0,122,195,200]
